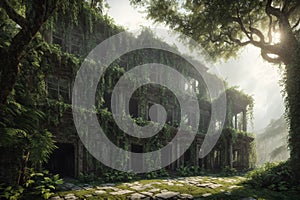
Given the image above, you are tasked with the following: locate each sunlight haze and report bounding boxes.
[107,0,286,132]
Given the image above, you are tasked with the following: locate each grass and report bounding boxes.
[54,176,300,200]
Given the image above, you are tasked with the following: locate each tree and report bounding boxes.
[131,0,300,179]
[0,0,106,105]
[0,0,60,104]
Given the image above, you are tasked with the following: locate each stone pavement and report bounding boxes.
[50,176,256,200]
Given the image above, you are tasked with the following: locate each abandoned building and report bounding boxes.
[37,6,256,178]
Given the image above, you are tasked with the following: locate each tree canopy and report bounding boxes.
[131,0,299,64]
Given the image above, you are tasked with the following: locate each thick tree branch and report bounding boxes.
[292,18,300,30]
[10,1,58,60]
[0,0,59,104]
[261,49,282,64]
[282,0,290,14]
[267,13,273,43]
[249,26,266,43]
[0,0,27,28]
[266,0,284,19]
[226,32,251,46]
[232,8,251,40]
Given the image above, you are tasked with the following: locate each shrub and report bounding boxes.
[145,168,169,179]
[245,161,295,191]
[176,165,203,177]
[0,169,63,200]
[78,172,99,183]
[220,166,238,177]
[103,170,136,183]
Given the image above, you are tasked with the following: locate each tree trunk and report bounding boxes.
[17,150,30,185]
[0,0,58,104]
[285,43,300,181]
[0,50,20,104]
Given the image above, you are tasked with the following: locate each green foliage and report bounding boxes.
[78,173,100,183]
[131,0,299,62]
[245,161,295,191]
[103,170,137,183]
[145,168,169,179]
[0,185,24,200]
[220,166,238,177]
[176,165,203,177]
[24,170,64,199]
[0,100,57,183]
[0,170,63,200]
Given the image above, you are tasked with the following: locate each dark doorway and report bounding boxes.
[46,143,75,177]
[129,99,139,118]
[184,149,191,164]
[131,144,143,171]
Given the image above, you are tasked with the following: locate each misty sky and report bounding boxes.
[106,0,285,132]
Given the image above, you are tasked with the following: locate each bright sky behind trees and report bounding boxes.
[106,0,285,132]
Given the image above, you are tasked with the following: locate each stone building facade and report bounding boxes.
[42,18,255,177]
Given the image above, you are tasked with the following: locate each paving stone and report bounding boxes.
[148,188,160,193]
[64,193,75,197]
[228,185,239,189]
[130,184,152,191]
[99,186,119,191]
[208,184,222,189]
[110,189,134,195]
[161,189,169,193]
[151,182,162,185]
[64,196,78,200]
[197,183,211,187]
[189,181,199,185]
[129,193,146,200]
[224,179,237,183]
[155,191,180,199]
[144,184,153,188]
[103,183,116,186]
[178,193,193,199]
[83,186,93,190]
[49,196,63,200]
[84,194,93,198]
[71,186,82,191]
[130,185,147,191]
[178,180,186,184]
[175,183,184,186]
[94,190,106,195]
[64,193,78,200]
[140,191,153,196]
[201,193,212,197]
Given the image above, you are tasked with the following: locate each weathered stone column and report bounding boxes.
[242,109,247,132]
[234,114,238,129]
[228,134,233,168]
